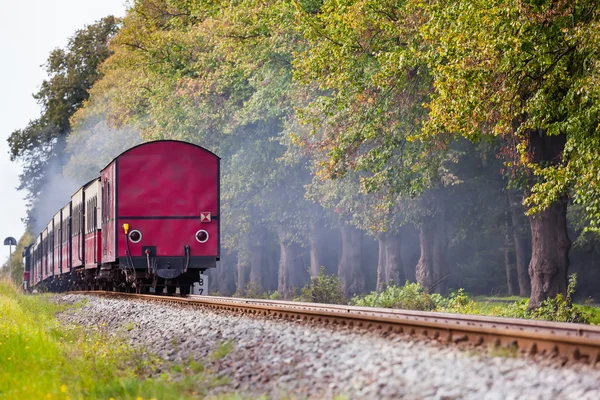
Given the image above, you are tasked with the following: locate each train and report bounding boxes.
[22,140,220,295]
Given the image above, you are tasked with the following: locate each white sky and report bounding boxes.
[0,0,127,264]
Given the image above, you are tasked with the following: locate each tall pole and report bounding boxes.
[9,244,12,281]
[4,237,17,282]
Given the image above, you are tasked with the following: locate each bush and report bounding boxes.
[432,289,478,314]
[295,267,347,304]
[494,274,590,323]
[351,281,436,311]
[235,282,281,300]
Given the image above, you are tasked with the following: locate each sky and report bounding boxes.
[0,0,127,265]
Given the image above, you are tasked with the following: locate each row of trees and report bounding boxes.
[8,1,600,307]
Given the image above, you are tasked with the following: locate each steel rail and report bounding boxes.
[67,291,600,363]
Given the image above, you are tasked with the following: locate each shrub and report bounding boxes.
[494,274,590,323]
[434,289,478,314]
[235,282,280,300]
[351,281,436,311]
[295,267,347,304]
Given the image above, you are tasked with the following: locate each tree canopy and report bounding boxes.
[10,1,600,305]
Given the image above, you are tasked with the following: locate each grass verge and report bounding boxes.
[0,279,230,399]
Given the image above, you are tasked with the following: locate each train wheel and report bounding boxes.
[154,286,164,295]
[167,286,176,295]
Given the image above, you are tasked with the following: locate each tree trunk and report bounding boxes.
[415,221,435,290]
[503,193,517,296]
[385,233,405,285]
[526,130,570,308]
[217,256,236,295]
[432,212,449,295]
[338,224,365,295]
[236,254,250,294]
[399,225,419,282]
[249,245,266,291]
[416,214,448,294]
[309,220,324,277]
[508,190,531,297]
[376,233,387,291]
[528,195,571,308]
[277,229,306,296]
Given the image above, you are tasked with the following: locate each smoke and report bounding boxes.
[30,115,142,236]
[30,156,80,235]
[64,115,143,183]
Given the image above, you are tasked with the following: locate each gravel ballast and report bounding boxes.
[57,294,600,399]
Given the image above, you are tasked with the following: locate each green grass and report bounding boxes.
[210,341,233,361]
[0,279,229,399]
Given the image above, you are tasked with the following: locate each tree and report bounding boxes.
[73,0,319,295]
[422,0,600,307]
[292,0,456,292]
[7,17,120,227]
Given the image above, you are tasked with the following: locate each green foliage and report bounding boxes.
[16,0,600,302]
[431,289,478,314]
[235,282,281,300]
[351,281,436,311]
[296,267,347,305]
[422,0,600,228]
[493,275,590,323]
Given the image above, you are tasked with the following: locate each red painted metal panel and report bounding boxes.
[62,243,70,273]
[117,141,218,218]
[61,204,71,273]
[47,231,54,278]
[118,219,218,258]
[72,233,83,268]
[97,231,102,266]
[50,213,60,276]
[71,184,87,269]
[41,230,48,281]
[53,219,60,277]
[32,236,41,285]
[115,141,219,259]
[84,231,101,269]
[101,162,117,263]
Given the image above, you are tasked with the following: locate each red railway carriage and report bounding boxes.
[71,184,86,269]
[22,245,31,291]
[41,229,49,281]
[99,140,220,293]
[32,235,41,286]
[84,179,102,269]
[61,203,71,275]
[47,220,55,278]
[24,140,219,293]
[52,211,61,276]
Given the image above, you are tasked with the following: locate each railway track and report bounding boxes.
[68,291,600,364]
